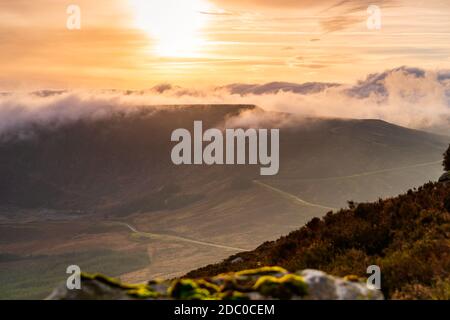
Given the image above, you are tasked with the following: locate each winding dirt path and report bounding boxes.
[253,159,442,212]
[253,180,337,211]
[118,222,247,252]
[266,160,442,182]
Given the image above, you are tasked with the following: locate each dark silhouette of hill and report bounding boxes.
[0,105,255,211]
[0,105,447,214]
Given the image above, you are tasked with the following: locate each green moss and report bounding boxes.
[127,286,160,299]
[81,273,136,289]
[195,279,221,293]
[253,274,308,299]
[81,272,160,299]
[218,290,250,300]
[77,266,312,300]
[344,275,361,282]
[168,279,214,300]
[235,266,287,277]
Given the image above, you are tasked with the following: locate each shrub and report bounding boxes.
[187,182,450,299]
[444,144,450,171]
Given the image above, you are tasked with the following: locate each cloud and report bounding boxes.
[320,15,361,33]
[222,82,340,95]
[0,67,449,140]
[317,0,397,33]
[211,0,393,10]
[346,66,426,99]
[210,0,397,33]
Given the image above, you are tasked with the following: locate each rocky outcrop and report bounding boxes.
[47,266,383,300]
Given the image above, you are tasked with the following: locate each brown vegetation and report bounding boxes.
[187,182,450,299]
[444,144,450,171]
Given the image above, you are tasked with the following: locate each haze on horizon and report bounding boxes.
[1,0,450,90]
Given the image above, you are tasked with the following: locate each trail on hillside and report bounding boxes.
[253,159,443,212]
[265,160,442,182]
[117,222,247,252]
[253,180,337,211]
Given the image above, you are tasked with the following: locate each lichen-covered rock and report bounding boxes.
[46,273,161,300]
[47,267,383,300]
[300,270,382,300]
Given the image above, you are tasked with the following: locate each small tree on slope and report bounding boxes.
[444,144,450,171]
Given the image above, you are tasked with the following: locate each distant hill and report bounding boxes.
[0,105,446,213]
[187,181,450,299]
[221,82,340,95]
[0,104,449,299]
[0,105,255,212]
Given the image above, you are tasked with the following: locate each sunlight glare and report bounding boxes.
[131,0,211,57]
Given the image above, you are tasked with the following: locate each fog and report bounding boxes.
[0,66,449,140]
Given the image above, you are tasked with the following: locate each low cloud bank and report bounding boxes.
[0,66,449,140]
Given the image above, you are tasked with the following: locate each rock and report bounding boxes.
[299,269,383,300]
[47,267,383,300]
[230,257,244,264]
[46,274,139,300]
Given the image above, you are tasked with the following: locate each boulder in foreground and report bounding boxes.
[47,266,383,300]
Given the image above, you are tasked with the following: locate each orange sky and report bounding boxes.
[1,0,450,90]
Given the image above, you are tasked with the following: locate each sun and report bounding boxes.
[131,0,211,57]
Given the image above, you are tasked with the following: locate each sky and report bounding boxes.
[1,0,450,90]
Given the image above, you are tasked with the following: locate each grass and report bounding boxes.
[0,248,149,300]
[187,182,450,299]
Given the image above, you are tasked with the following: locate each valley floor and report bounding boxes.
[0,160,444,299]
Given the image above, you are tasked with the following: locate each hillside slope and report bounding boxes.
[0,105,447,212]
[187,181,450,299]
[1,105,448,298]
